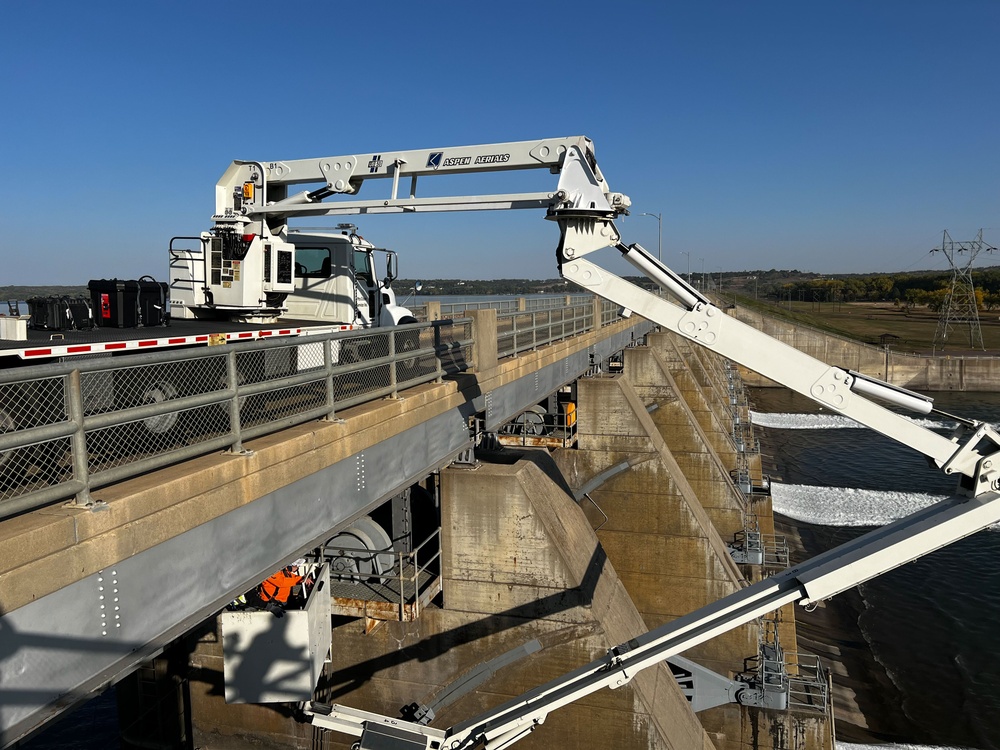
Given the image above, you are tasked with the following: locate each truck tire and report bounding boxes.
[140,379,180,434]
[0,407,14,470]
[396,317,421,378]
[0,380,69,488]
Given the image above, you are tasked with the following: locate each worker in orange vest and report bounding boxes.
[254,564,304,617]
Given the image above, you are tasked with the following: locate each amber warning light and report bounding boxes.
[242,182,254,200]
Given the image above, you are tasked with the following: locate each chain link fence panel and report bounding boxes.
[0,308,597,519]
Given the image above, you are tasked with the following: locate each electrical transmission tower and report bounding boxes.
[932,229,995,350]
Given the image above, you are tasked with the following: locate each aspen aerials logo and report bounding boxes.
[427,152,479,169]
[367,155,383,173]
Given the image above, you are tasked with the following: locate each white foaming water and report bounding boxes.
[750,411,951,430]
[770,483,946,527]
[750,411,862,429]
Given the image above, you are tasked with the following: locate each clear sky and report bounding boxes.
[2,1,997,284]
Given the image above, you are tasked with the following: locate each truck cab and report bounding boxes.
[168,224,414,329]
[285,227,414,328]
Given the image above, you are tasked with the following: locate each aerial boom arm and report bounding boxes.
[214,136,629,222]
[555,222,1000,492]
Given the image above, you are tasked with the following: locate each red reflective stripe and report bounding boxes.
[17,326,315,361]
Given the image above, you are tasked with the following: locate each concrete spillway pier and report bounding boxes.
[181,330,833,750]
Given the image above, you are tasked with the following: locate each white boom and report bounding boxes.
[213,136,629,223]
[293,137,1000,749]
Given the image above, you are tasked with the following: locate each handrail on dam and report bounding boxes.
[0,297,627,519]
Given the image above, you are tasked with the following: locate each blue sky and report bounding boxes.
[2,1,997,284]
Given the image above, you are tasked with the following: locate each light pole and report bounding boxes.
[699,258,705,291]
[638,212,662,261]
[679,250,691,284]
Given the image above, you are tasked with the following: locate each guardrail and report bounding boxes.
[0,296,640,520]
[0,320,470,519]
[784,651,830,713]
[410,293,595,320]
[497,303,594,359]
[413,296,621,330]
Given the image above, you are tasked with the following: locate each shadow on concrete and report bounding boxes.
[448,371,484,423]
[318,542,608,703]
[0,609,146,747]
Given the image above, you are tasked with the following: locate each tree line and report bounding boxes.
[756,268,1000,312]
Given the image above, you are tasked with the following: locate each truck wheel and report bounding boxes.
[399,332,420,373]
[396,318,421,377]
[0,380,66,478]
[141,380,179,434]
[0,408,14,469]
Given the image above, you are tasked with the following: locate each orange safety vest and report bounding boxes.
[258,567,303,604]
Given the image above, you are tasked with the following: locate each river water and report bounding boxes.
[751,387,1000,750]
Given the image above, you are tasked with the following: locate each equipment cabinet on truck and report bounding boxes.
[26,296,94,331]
[89,277,169,328]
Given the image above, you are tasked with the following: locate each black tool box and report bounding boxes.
[88,277,170,328]
[27,296,95,331]
[65,297,95,329]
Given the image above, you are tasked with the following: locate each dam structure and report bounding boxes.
[730,305,1000,391]
[0,297,834,750]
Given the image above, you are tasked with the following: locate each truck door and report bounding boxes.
[352,249,379,327]
[285,243,364,325]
